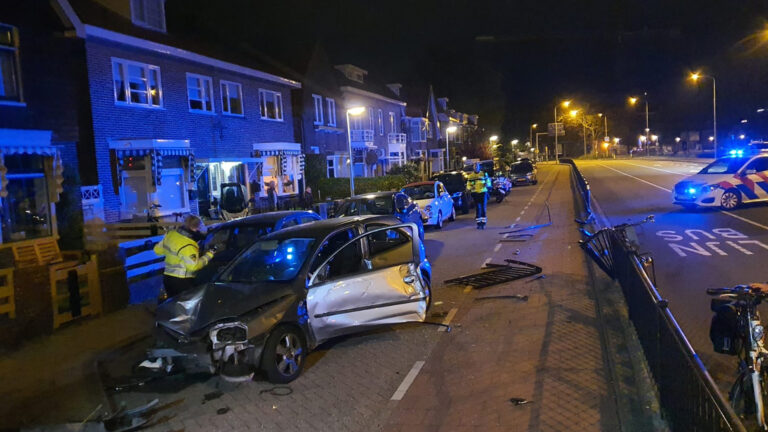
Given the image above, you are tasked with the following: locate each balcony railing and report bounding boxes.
[350,129,374,144]
[388,133,407,145]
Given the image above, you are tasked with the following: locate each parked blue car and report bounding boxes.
[334,192,425,241]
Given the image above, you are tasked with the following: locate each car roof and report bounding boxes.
[211,211,318,229]
[344,191,397,200]
[261,215,400,241]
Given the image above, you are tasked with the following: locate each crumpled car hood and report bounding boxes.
[156,281,295,336]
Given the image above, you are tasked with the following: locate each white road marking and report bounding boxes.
[494,243,502,252]
[391,361,425,400]
[520,210,526,215]
[598,163,768,232]
[438,307,458,332]
[515,217,521,222]
[482,257,492,267]
[620,161,687,176]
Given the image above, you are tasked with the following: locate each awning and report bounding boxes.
[0,129,62,199]
[252,142,302,156]
[108,139,194,193]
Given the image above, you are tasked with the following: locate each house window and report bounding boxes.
[312,94,323,125]
[389,112,395,133]
[410,119,425,142]
[259,89,283,121]
[130,0,167,32]
[420,120,427,142]
[1,155,51,242]
[368,109,375,130]
[0,24,22,103]
[120,157,187,218]
[220,80,243,116]
[378,109,384,135]
[326,98,336,126]
[186,73,214,113]
[309,146,320,154]
[327,157,335,178]
[262,155,297,195]
[112,58,162,108]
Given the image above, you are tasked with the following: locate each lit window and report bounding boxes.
[130,0,166,32]
[259,89,283,121]
[120,158,187,218]
[389,112,395,133]
[220,80,243,116]
[312,94,324,125]
[378,109,384,135]
[186,73,214,113]
[368,109,375,130]
[326,98,336,126]
[0,24,22,103]
[112,58,162,108]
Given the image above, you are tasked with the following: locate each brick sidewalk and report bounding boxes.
[382,164,661,431]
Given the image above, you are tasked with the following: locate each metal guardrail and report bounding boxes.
[568,162,747,432]
[559,158,593,223]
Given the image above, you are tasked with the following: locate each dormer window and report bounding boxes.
[130,0,166,32]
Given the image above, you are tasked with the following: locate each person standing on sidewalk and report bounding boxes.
[154,215,216,298]
[466,163,491,229]
[266,181,278,212]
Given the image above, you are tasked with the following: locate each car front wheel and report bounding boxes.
[261,324,306,384]
[720,189,741,211]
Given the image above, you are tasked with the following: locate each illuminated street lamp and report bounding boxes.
[446,125,457,170]
[490,135,499,142]
[689,72,718,156]
[740,134,746,140]
[346,106,367,196]
[651,134,658,142]
[628,92,651,155]
[675,137,681,143]
[569,109,579,117]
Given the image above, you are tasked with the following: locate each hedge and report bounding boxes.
[314,175,407,200]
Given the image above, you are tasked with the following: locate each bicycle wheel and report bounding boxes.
[730,369,755,417]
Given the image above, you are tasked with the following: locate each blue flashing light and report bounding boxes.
[729,149,745,157]
[286,247,294,253]
[287,254,294,260]
[687,187,697,195]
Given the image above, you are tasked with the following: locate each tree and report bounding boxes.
[562,112,604,156]
[493,140,515,170]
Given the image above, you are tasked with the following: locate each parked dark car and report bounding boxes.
[509,161,538,186]
[431,171,471,214]
[195,211,321,282]
[334,192,425,240]
[144,216,431,383]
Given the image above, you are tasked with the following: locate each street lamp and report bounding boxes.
[554,100,571,159]
[628,93,650,155]
[689,72,717,157]
[529,123,537,156]
[346,106,366,196]
[446,125,457,171]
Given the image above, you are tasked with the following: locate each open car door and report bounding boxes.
[306,224,429,343]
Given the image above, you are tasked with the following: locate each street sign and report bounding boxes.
[548,122,564,136]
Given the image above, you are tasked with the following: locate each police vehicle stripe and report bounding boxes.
[737,184,760,200]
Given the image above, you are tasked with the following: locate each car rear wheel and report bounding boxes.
[435,211,443,229]
[720,189,741,210]
[261,324,306,384]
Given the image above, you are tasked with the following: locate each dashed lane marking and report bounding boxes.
[482,257,492,267]
[391,361,425,400]
[619,161,688,176]
[438,307,458,332]
[494,243,502,252]
[596,163,768,231]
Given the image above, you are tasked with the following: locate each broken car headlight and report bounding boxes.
[210,322,248,346]
[754,324,765,342]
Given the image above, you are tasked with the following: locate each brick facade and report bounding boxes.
[83,38,297,222]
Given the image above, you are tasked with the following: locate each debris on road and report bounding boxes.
[259,386,293,396]
[216,407,230,415]
[202,390,223,404]
[444,259,542,289]
[474,295,528,302]
[509,397,533,406]
[525,274,546,283]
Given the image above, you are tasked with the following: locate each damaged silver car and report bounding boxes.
[143,216,432,383]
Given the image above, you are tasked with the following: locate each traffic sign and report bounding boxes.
[548,122,564,136]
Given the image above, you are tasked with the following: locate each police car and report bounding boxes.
[673,151,768,210]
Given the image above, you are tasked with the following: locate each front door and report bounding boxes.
[306,224,428,343]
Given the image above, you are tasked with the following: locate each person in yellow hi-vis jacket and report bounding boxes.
[154,215,217,298]
[466,163,492,229]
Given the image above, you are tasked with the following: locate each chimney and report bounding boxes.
[386,83,402,97]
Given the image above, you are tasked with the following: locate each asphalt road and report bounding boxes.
[577,158,768,387]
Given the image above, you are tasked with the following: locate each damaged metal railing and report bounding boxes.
[569,163,746,432]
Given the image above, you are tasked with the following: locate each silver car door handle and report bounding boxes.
[403,275,416,284]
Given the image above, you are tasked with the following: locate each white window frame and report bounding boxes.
[389,112,395,133]
[312,94,324,125]
[368,109,375,130]
[326,98,337,126]
[0,23,24,105]
[120,164,189,218]
[326,157,336,178]
[220,80,244,116]
[130,0,167,32]
[186,73,214,114]
[112,57,163,108]
[259,89,284,121]
[378,109,384,135]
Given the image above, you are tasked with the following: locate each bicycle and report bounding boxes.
[708,284,768,429]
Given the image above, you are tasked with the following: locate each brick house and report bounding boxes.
[56,0,302,223]
[0,0,91,247]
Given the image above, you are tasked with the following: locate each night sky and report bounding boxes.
[168,0,768,147]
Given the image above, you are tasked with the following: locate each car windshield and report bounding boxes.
[698,157,749,174]
[432,174,464,193]
[511,163,533,174]
[221,238,315,283]
[339,196,393,216]
[402,185,435,200]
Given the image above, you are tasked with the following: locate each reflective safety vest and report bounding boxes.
[153,229,213,279]
[466,172,491,194]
